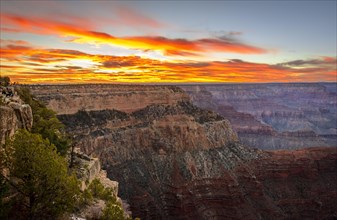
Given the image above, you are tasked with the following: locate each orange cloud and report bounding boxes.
[0,39,30,46]
[1,13,267,56]
[1,42,335,84]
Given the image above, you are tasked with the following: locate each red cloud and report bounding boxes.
[1,13,268,56]
[196,38,266,54]
[0,39,30,46]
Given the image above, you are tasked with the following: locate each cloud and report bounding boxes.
[278,57,337,67]
[1,42,335,84]
[0,39,30,46]
[1,13,268,56]
[0,27,22,33]
[196,38,267,54]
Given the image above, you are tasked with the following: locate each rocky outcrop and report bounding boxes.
[181,83,337,149]
[58,100,263,219]
[0,91,33,145]
[29,84,189,115]
[59,103,337,219]
[58,101,239,164]
[70,149,130,219]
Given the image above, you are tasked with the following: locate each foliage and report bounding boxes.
[15,86,70,155]
[101,199,125,220]
[88,179,115,202]
[82,178,128,220]
[0,130,80,219]
[0,174,11,219]
[0,76,10,86]
[78,188,94,207]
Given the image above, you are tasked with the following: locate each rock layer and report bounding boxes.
[0,94,33,145]
[30,84,337,219]
[58,101,239,164]
[181,83,337,149]
[29,84,189,115]
[59,104,337,219]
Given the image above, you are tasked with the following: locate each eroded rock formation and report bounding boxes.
[43,84,337,219]
[29,84,189,115]
[0,91,33,145]
[181,83,337,149]
[59,101,238,161]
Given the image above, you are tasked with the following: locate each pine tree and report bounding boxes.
[1,130,80,219]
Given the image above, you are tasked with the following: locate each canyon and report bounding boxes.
[0,89,128,219]
[28,84,337,219]
[181,83,337,149]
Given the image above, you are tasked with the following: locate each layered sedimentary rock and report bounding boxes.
[59,104,337,219]
[58,101,265,219]
[45,84,337,219]
[181,83,337,149]
[59,101,239,164]
[0,92,33,145]
[0,88,128,219]
[29,84,189,115]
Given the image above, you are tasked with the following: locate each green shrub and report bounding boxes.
[0,130,80,219]
[15,86,71,155]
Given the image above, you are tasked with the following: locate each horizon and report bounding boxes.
[19,81,337,86]
[1,0,336,84]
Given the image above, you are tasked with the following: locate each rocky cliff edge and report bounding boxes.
[0,88,33,145]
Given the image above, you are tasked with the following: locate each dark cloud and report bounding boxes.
[103,60,134,68]
[278,58,336,67]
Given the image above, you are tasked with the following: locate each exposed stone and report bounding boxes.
[0,96,33,145]
[29,84,190,115]
[31,84,337,219]
[58,101,239,164]
[70,150,128,219]
[180,83,337,149]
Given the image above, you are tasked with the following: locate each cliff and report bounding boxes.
[59,103,337,219]
[181,83,337,149]
[58,101,239,161]
[0,89,33,145]
[29,84,189,115]
[30,84,337,219]
[0,86,128,219]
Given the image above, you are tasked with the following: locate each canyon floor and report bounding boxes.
[29,83,337,219]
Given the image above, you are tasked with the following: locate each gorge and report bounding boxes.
[28,83,337,219]
[181,83,337,150]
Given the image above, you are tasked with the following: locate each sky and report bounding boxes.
[0,0,336,84]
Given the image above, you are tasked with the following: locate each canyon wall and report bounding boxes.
[0,91,33,145]
[181,83,337,149]
[29,84,189,115]
[59,103,337,219]
[0,87,129,219]
[28,84,337,219]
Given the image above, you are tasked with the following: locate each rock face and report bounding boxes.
[181,83,337,149]
[148,147,336,220]
[70,149,131,219]
[0,93,33,145]
[46,84,337,219]
[59,101,238,161]
[29,84,189,115]
[59,105,337,219]
[58,101,264,219]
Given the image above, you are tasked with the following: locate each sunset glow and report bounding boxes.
[0,1,336,84]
